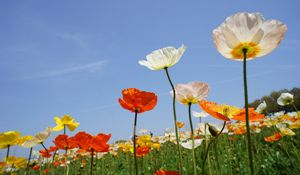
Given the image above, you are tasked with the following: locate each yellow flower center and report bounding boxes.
[231,42,260,59]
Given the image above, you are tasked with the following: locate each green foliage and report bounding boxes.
[11,129,300,175]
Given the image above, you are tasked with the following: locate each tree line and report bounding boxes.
[248,87,300,115]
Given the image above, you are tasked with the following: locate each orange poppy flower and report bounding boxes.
[264,133,282,142]
[136,145,151,157]
[233,128,247,135]
[198,100,231,121]
[119,88,157,113]
[88,133,111,152]
[154,170,180,175]
[176,121,185,129]
[199,100,264,122]
[232,108,264,122]
[53,134,77,150]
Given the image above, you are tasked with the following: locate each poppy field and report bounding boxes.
[1,12,299,175]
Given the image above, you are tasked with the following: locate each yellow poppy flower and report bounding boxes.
[216,104,240,119]
[53,115,80,132]
[4,156,27,169]
[279,127,295,136]
[289,120,300,129]
[17,136,33,146]
[150,142,161,150]
[0,131,21,149]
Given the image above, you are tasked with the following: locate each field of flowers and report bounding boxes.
[1,12,299,175]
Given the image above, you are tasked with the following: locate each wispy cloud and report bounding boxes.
[23,60,108,79]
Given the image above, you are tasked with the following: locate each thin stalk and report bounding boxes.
[41,142,49,157]
[133,110,138,175]
[64,125,66,135]
[52,149,57,162]
[90,149,94,175]
[202,121,226,175]
[188,103,197,175]
[26,147,33,171]
[243,48,254,175]
[6,145,10,159]
[291,103,300,117]
[164,67,183,174]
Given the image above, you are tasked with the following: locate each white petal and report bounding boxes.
[139,45,186,70]
[213,29,234,58]
[192,111,209,118]
[256,20,287,57]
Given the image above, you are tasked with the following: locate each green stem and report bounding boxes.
[291,103,300,117]
[90,149,94,175]
[188,103,197,175]
[41,142,49,164]
[6,145,10,159]
[26,147,33,171]
[243,48,255,175]
[52,149,57,162]
[133,110,138,175]
[202,121,226,175]
[64,125,66,135]
[164,67,183,174]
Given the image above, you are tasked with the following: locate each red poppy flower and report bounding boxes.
[32,165,40,170]
[53,134,77,150]
[73,132,93,151]
[39,149,52,158]
[48,146,58,153]
[154,170,180,175]
[88,133,111,152]
[52,161,59,167]
[136,145,151,157]
[119,88,157,113]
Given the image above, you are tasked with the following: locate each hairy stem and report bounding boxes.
[133,110,138,175]
[164,67,183,174]
[188,103,197,175]
[243,48,255,175]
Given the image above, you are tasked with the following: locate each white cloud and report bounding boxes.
[23,60,108,79]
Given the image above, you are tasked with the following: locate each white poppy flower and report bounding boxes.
[139,45,187,70]
[34,127,53,143]
[255,101,267,114]
[171,81,210,105]
[192,110,209,118]
[277,92,294,106]
[272,111,285,118]
[213,12,287,61]
[21,138,38,148]
[180,139,203,149]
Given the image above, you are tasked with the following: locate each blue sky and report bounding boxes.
[0,1,299,158]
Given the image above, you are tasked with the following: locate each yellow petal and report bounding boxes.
[54,116,62,125]
[66,122,80,132]
[0,131,21,147]
[61,115,74,124]
[52,125,64,132]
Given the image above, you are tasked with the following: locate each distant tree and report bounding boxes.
[249,87,300,115]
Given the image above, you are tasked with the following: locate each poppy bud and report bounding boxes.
[207,124,219,137]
